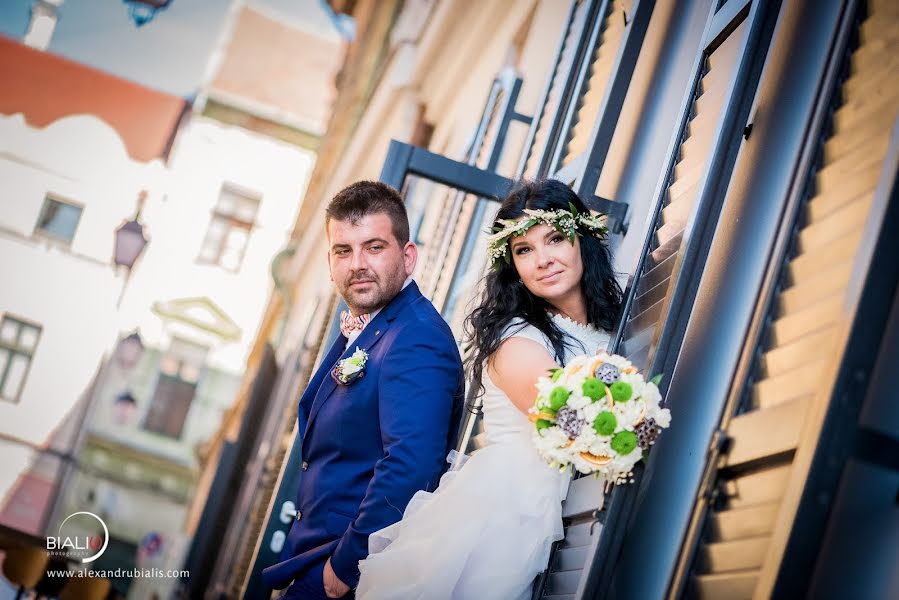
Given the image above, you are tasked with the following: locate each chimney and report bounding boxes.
[24,0,64,51]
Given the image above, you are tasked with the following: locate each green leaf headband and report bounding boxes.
[486,203,609,271]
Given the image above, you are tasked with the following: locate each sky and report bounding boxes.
[0,0,347,98]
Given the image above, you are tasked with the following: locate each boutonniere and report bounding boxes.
[332,347,368,385]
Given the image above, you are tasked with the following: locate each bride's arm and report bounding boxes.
[488,337,559,414]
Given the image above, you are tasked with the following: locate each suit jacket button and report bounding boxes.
[295,510,302,521]
[302,461,309,471]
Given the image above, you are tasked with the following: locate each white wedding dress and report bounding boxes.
[356,314,610,600]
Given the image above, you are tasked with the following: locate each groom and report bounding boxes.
[262,181,464,598]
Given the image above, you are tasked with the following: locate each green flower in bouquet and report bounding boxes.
[549,386,570,411]
[582,377,606,401]
[610,381,632,402]
[611,430,638,455]
[593,411,617,436]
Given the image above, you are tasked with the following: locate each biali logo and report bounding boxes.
[46,511,109,563]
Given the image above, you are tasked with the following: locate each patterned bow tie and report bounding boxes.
[339,310,371,338]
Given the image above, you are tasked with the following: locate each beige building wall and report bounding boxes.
[281,0,574,335]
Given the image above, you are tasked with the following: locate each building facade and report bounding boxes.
[0,2,343,597]
[216,0,896,598]
[0,34,186,543]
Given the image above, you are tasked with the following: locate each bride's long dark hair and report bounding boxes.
[464,179,623,395]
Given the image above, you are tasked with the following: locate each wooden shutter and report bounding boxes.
[618,16,749,371]
[685,2,899,598]
[520,0,649,184]
[535,3,757,598]
[520,0,591,178]
[414,183,472,299]
[533,474,612,599]
[558,0,631,168]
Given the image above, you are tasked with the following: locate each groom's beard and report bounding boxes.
[340,265,405,315]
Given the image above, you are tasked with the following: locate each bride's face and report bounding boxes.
[510,223,584,304]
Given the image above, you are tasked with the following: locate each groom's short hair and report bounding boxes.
[326,181,410,245]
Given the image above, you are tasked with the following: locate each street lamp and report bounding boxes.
[114,200,148,270]
[115,331,145,369]
[112,391,138,425]
[114,191,149,308]
[122,0,172,27]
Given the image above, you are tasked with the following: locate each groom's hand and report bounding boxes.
[323,558,350,598]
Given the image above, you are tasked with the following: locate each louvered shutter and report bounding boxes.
[527,2,660,598]
[533,473,617,599]
[520,0,653,206]
[617,14,749,371]
[520,0,592,178]
[556,0,632,172]
[538,1,778,597]
[684,2,899,598]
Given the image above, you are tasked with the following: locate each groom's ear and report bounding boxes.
[403,241,417,277]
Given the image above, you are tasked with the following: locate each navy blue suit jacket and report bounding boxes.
[262,282,464,590]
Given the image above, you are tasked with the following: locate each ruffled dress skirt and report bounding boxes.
[356,436,568,600]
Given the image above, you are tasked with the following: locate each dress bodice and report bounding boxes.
[480,314,611,445]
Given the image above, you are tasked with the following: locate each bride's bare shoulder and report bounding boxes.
[489,332,557,413]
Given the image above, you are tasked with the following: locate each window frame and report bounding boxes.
[33,194,84,247]
[197,184,261,272]
[0,314,42,404]
[142,336,207,439]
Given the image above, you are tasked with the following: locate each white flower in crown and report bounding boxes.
[333,347,368,384]
[486,204,609,271]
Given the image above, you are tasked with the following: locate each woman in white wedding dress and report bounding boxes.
[356,180,623,600]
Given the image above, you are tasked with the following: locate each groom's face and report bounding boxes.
[327,212,417,315]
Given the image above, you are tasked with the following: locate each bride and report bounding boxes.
[356,179,623,599]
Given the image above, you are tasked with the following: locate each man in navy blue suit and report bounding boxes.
[262,181,464,598]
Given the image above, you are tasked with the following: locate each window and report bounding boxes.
[0,316,41,403]
[143,337,207,438]
[35,196,82,245]
[198,185,259,271]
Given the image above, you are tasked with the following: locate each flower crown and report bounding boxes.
[486,203,608,271]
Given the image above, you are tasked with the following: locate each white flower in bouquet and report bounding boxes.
[566,393,592,411]
[612,395,645,432]
[650,405,672,428]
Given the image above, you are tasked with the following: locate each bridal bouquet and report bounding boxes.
[529,352,670,483]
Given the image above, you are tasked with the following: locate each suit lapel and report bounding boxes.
[304,314,392,437]
[298,334,347,427]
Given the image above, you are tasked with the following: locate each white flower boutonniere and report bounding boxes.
[332,347,368,384]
